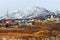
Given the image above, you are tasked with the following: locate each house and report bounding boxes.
[13,19,32,26]
[46,15,58,21]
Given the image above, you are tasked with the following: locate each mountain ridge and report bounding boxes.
[0,6,60,19]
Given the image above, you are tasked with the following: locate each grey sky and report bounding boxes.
[0,0,60,16]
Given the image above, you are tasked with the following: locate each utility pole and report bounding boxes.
[6,9,9,19]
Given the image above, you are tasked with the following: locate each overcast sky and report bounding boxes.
[0,0,60,16]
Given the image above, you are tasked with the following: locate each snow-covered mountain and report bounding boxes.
[0,6,59,19]
[55,10,60,18]
[0,10,25,19]
[22,6,55,19]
